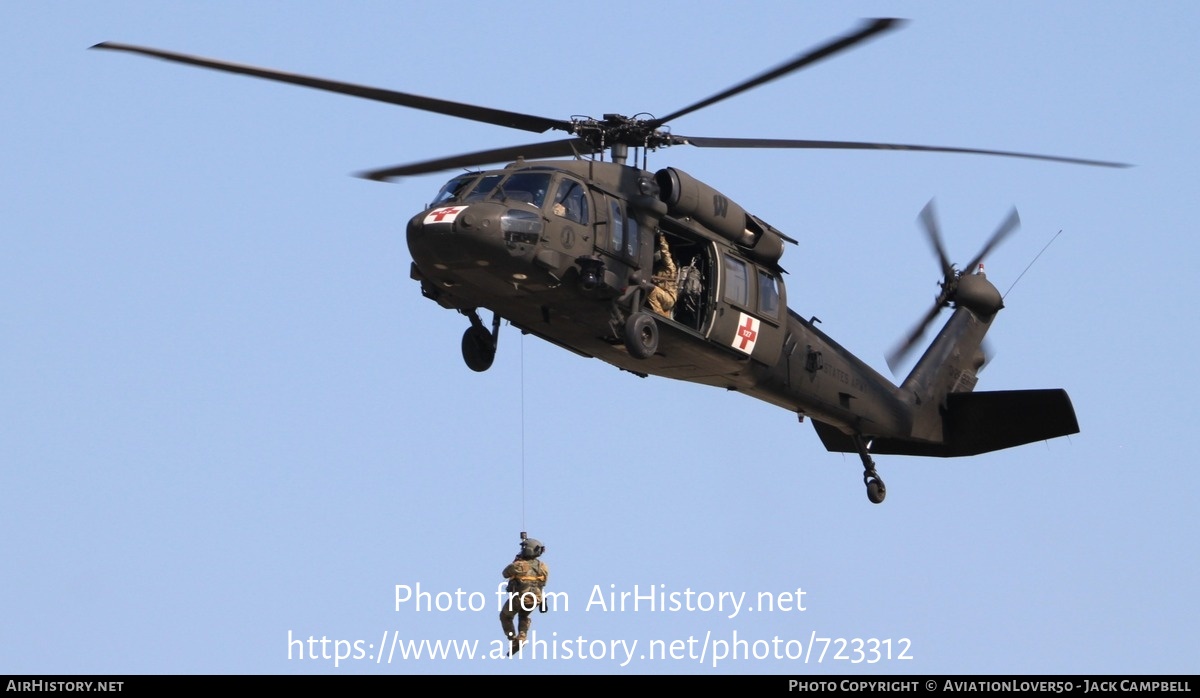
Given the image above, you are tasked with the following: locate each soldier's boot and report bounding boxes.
[500,611,516,640]
[509,633,521,656]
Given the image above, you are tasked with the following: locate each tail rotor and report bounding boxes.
[886,200,1019,374]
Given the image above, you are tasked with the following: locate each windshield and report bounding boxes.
[428,171,553,208]
[463,174,502,202]
[492,172,552,207]
[430,174,476,205]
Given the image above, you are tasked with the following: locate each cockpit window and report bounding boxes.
[609,200,625,254]
[431,174,476,205]
[463,174,503,202]
[492,172,552,207]
[624,207,639,258]
[552,178,590,224]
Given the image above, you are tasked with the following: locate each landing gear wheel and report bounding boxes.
[624,311,658,359]
[462,324,496,372]
[852,434,888,505]
[865,475,887,504]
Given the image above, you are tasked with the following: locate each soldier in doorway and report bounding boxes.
[648,233,677,318]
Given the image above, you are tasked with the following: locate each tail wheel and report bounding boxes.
[866,477,886,504]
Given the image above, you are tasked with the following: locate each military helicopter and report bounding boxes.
[93,18,1127,503]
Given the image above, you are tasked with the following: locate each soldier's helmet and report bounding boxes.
[520,538,546,559]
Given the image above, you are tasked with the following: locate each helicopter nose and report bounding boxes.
[407,202,543,272]
[408,203,498,266]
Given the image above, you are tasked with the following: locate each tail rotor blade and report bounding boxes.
[965,207,1020,272]
[887,203,1017,374]
[918,199,954,279]
[979,338,996,374]
[886,301,945,374]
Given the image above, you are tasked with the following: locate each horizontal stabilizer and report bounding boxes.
[813,389,1079,458]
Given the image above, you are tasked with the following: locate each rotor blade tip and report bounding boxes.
[862,17,908,36]
[356,171,394,183]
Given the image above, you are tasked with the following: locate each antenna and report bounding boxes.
[1004,229,1063,300]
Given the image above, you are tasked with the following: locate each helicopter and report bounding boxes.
[92,18,1127,504]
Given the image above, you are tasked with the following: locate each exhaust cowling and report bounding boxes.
[655,167,785,266]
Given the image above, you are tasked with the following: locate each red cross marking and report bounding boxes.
[736,316,758,350]
[428,206,462,222]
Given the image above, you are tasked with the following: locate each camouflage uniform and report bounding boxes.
[500,539,548,654]
[648,234,677,318]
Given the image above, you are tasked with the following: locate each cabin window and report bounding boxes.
[431,174,476,205]
[552,178,590,224]
[491,172,552,207]
[723,256,750,307]
[758,271,780,319]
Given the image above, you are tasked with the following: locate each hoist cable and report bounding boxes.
[520,331,526,533]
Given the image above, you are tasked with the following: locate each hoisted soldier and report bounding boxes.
[500,537,548,655]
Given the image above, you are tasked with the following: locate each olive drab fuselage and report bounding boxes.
[407,156,1082,500]
[408,159,911,439]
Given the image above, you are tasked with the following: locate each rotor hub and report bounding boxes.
[569,114,674,152]
[954,269,1003,318]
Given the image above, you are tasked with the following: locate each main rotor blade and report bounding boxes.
[91,42,573,135]
[357,138,588,181]
[964,207,1020,272]
[918,199,954,279]
[652,18,903,127]
[671,135,1132,168]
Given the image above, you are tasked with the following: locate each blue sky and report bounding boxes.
[3,1,1196,674]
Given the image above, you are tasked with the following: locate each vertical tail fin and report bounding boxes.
[899,296,993,442]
